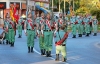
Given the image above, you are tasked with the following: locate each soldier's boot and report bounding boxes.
[6,40,8,44]
[41,49,44,55]
[0,41,1,44]
[83,32,85,35]
[31,47,34,53]
[43,49,46,55]
[46,51,49,57]
[89,31,91,34]
[20,35,22,38]
[10,42,13,47]
[87,33,89,36]
[18,34,20,38]
[55,54,59,61]
[86,33,89,37]
[93,33,97,36]
[28,47,30,53]
[12,42,14,47]
[95,33,97,36]
[72,35,76,38]
[9,41,11,44]
[48,51,52,57]
[80,34,82,37]
[78,34,80,37]
[62,57,66,62]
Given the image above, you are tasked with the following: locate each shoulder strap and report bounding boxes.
[57,31,61,40]
[46,19,51,30]
[28,19,34,29]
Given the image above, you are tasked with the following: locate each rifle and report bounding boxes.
[57,20,61,40]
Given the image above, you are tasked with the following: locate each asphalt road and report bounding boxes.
[0,31,100,64]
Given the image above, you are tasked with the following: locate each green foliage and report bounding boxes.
[90,9,100,21]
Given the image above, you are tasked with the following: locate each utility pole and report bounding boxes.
[59,0,60,12]
[64,0,65,14]
[73,0,74,12]
[26,0,28,18]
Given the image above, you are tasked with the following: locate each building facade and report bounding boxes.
[0,0,26,26]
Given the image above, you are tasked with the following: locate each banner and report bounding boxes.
[0,2,6,9]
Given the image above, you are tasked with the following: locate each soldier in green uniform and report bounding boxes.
[43,13,53,57]
[24,13,35,53]
[37,13,45,55]
[76,16,83,37]
[92,16,98,36]
[17,16,23,38]
[84,14,90,36]
[8,18,16,47]
[57,13,66,30]
[88,14,92,34]
[82,15,86,35]
[70,14,77,38]
[55,25,68,62]
[4,13,10,44]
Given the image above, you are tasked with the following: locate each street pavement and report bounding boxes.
[0,30,100,64]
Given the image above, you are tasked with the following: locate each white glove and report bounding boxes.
[41,30,43,34]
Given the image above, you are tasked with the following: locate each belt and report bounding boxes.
[27,29,33,30]
[60,44,66,46]
[9,28,13,29]
[44,30,51,31]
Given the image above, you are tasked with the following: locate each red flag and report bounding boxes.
[13,6,19,23]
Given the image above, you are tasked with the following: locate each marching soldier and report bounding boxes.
[8,18,16,47]
[33,14,37,39]
[92,16,98,36]
[82,15,86,35]
[88,14,92,34]
[70,13,77,38]
[4,13,10,44]
[76,15,83,37]
[24,12,35,53]
[37,13,45,55]
[43,13,54,57]
[57,13,66,31]
[84,14,90,37]
[17,16,23,38]
[55,25,68,62]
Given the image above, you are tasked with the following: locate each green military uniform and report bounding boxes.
[17,17,23,38]
[55,29,67,62]
[44,19,53,57]
[76,16,83,37]
[84,17,90,36]
[38,17,45,55]
[82,17,85,35]
[25,18,35,53]
[88,16,92,34]
[92,19,98,36]
[8,20,15,47]
[70,16,77,38]
[34,17,40,39]
[4,19,9,44]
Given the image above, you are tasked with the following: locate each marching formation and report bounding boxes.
[70,13,98,38]
[0,11,98,62]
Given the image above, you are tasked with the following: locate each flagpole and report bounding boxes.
[64,0,65,14]
[26,0,28,19]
